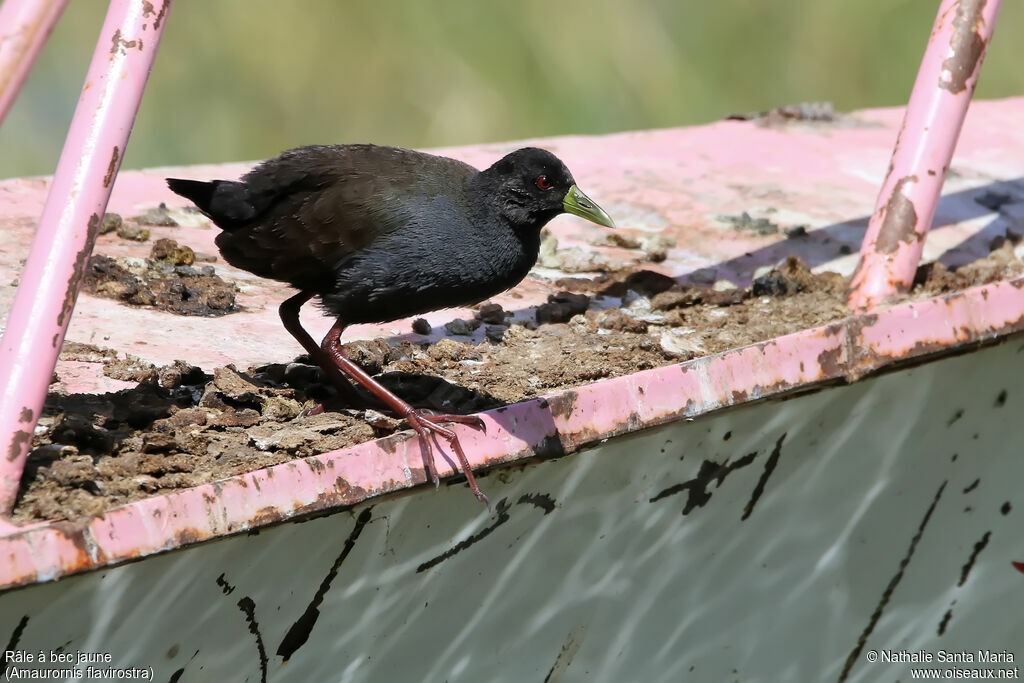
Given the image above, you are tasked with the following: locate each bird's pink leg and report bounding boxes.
[320,318,488,506]
[278,291,364,409]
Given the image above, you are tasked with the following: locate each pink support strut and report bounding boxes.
[0,0,173,519]
[847,0,1002,310]
[0,0,70,127]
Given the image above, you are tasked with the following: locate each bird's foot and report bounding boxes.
[404,410,489,508]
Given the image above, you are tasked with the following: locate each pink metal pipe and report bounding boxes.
[0,0,70,127]
[0,0,172,519]
[847,0,1002,310]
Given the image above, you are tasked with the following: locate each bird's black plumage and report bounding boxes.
[167,143,614,505]
[168,144,586,323]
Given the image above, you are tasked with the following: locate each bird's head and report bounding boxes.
[481,147,615,231]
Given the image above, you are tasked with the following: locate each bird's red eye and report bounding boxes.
[536,175,553,190]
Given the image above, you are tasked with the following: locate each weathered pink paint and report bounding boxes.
[2,272,1023,590]
[0,0,69,126]
[0,0,172,517]
[848,0,1003,309]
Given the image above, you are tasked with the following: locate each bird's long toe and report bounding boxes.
[405,410,488,505]
[416,412,486,430]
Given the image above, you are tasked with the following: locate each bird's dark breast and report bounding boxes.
[319,216,541,324]
[318,257,534,323]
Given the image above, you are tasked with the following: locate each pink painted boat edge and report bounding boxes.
[2,272,1023,592]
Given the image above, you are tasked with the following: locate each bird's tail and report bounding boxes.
[167,178,221,215]
[166,178,255,230]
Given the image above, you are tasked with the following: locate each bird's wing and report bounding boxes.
[216,145,476,291]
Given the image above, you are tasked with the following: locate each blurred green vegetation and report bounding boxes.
[0,0,1021,179]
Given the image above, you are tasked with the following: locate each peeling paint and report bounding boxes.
[7,429,31,462]
[102,146,120,189]
[48,520,108,565]
[377,434,400,455]
[291,477,369,519]
[939,0,988,93]
[109,29,141,57]
[173,528,203,546]
[153,0,170,30]
[816,345,843,377]
[874,175,920,254]
[547,391,579,420]
[56,213,101,328]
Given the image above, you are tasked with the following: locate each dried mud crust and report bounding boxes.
[911,240,1024,297]
[14,245,1024,523]
[82,238,239,316]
